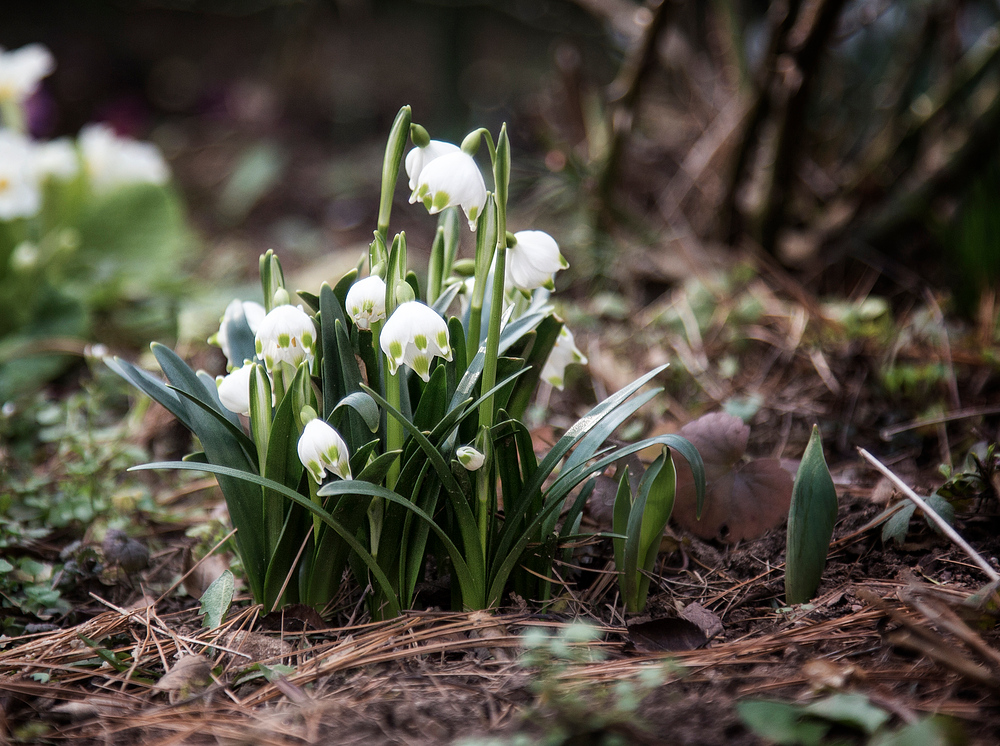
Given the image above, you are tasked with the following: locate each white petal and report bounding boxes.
[541,326,587,390]
[297,418,352,483]
[405,140,461,192]
[346,275,387,330]
[80,124,169,194]
[507,231,567,292]
[254,304,317,373]
[380,301,452,382]
[0,129,40,220]
[0,44,54,102]
[217,365,253,415]
[414,151,487,230]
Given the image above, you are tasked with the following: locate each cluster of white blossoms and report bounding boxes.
[0,45,170,221]
[214,125,590,485]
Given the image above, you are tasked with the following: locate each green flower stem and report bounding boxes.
[386,367,402,491]
[376,106,412,243]
[307,475,323,547]
[466,194,497,363]
[475,126,509,552]
[427,225,445,305]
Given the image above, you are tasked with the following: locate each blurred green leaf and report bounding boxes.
[199,569,235,629]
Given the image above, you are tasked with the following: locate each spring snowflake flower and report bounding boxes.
[0,44,54,104]
[541,326,587,390]
[211,299,266,369]
[254,304,317,373]
[345,275,387,330]
[380,301,452,381]
[456,446,485,471]
[405,139,460,192]
[506,230,568,292]
[79,124,169,194]
[410,150,487,231]
[0,129,41,219]
[298,418,352,483]
[34,138,79,181]
[216,364,253,416]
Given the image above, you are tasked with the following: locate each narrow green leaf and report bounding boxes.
[132,461,404,616]
[200,570,235,629]
[785,425,838,604]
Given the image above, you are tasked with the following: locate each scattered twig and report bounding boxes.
[857,448,1000,583]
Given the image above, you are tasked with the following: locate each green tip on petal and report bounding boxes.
[431,191,450,211]
[389,340,403,360]
[414,333,428,351]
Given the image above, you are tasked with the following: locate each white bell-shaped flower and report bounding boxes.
[79,124,169,194]
[0,129,40,219]
[410,150,487,231]
[0,44,54,104]
[254,304,317,373]
[345,275,387,330]
[456,446,485,471]
[298,418,352,483]
[216,364,253,416]
[541,326,587,390]
[404,139,460,192]
[507,230,568,292]
[380,300,452,381]
[212,299,266,369]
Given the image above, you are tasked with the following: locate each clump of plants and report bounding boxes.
[0,43,189,401]
[111,106,705,618]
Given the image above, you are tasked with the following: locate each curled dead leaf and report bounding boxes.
[154,654,213,703]
[672,412,793,543]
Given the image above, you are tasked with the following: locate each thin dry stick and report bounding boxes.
[858,448,1000,583]
[155,527,238,605]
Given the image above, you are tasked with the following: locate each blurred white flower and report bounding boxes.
[79,124,169,194]
[0,44,54,104]
[506,230,567,292]
[298,418,352,483]
[0,129,41,219]
[211,299,266,370]
[456,446,485,471]
[34,138,79,181]
[380,300,452,381]
[9,241,39,272]
[541,326,587,390]
[216,364,253,416]
[410,150,487,231]
[254,304,317,373]
[405,139,460,192]
[345,275,387,330]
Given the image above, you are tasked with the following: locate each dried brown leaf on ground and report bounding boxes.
[672,412,794,542]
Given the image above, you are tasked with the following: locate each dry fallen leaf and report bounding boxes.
[672,412,793,542]
[154,655,213,703]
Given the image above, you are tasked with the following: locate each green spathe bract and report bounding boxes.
[115,106,705,618]
[785,425,838,604]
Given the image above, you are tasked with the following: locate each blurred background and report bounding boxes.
[4,0,1000,396]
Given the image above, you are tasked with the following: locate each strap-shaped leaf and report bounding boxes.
[132,461,404,617]
[487,432,703,606]
[361,383,485,583]
[330,391,380,433]
[785,425,838,604]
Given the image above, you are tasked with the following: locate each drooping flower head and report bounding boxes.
[541,326,587,390]
[404,139,460,192]
[380,300,452,381]
[79,124,169,194]
[254,304,317,373]
[345,275,387,330]
[216,364,253,416]
[456,446,485,471]
[507,230,568,292]
[410,150,487,231]
[298,418,352,483]
[0,44,54,105]
[211,299,267,370]
[0,128,41,219]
